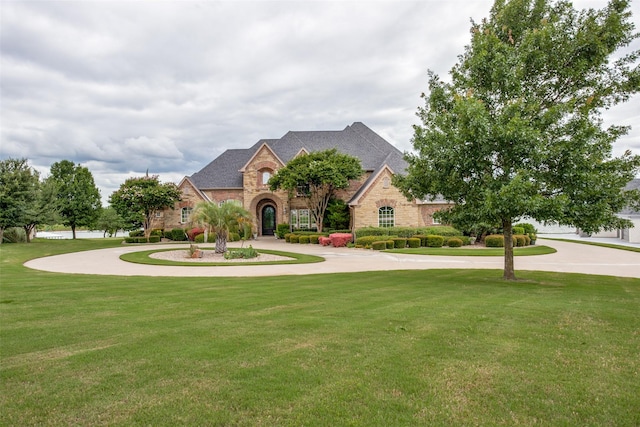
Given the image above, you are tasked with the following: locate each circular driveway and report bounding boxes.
[24,238,640,278]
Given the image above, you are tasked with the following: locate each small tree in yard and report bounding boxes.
[268,149,363,232]
[109,175,181,240]
[47,160,102,239]
[192,201,252,253]
[97,207,125,237]
[394,0,640,280]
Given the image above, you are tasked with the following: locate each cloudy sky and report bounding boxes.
[2,0,639,204]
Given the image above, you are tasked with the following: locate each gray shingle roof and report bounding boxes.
[189,122,408,190]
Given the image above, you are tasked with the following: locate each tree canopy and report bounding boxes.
[268,148,363,232]
[394,0,640,280]
[47,160,102,239]
[109,175,181,239]
[0,158,41,243]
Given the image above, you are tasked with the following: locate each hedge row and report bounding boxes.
[124,236,161,244]
[485,234,532,247]
[355,226,462,238]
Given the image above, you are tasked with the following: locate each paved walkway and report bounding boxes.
[24,238,640,278]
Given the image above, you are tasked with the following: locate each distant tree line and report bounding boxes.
[0,158,180,243]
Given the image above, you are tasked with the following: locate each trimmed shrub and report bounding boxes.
[386,240,395,249]
[524,234,531,246]
[425,235,444,247]
[330,233,352,247]
[150,228,164,237]
[187,228,205,241]
[392,238,407,249]
[514,234,526,247]
[309,235,320,244]
[319,236,332,246]
[299,235,310,244]
[194,233,207,243]
[148,236,161,243]
[355,236,382,247]
[447,237,463,247]
[355,227,391,238]
[276,224,289,239]
[485,234,504,247]
[413,234,428,246]
[407,237,421,248]
[170,228,188,241]
[129,230,144,237]
[289,234,300,243]
[512,226,525,236]
[371,241,387,251]
[229,232,241,242]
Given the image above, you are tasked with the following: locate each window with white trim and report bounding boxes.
[378,206,395,228]
[261,170,272,186]
[181,207,193,223]
[290,209,313,229]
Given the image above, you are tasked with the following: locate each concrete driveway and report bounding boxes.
[24,238,640,278]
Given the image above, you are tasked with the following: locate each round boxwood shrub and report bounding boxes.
[309,235,320,244]
[407,237,421,248]
[289,234,300,243]
[485,234,504,247]
[392,238,407,249]
[229,232,241,242]
[299,235,310,244]
[148,235,161,243]
[170,228,187,241]
[385,240,394,249]
[447,237,463,247]
[425,235,444,247]
[514,234,526,247]
[371,241,387,251]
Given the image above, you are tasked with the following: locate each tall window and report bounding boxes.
[378,206,394,228]
[181,207,193,223]
[262,170,271,186]
[290,209,312,229]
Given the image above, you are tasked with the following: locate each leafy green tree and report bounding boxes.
[192,201,253,253]
[97,207,125,237]
[0,158,40,243]
[22,178,58,243]
[47,160,102,239]
[394,0,640,280]
[269,149,363,232]
[109,175,181,240]
[323,197,350,230]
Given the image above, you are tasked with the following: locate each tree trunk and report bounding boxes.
[215,231,227,253]
[0,227,4,244]
[502,219,516,280]
[72,225,77,239]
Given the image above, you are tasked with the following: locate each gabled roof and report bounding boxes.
[188,122,408,190]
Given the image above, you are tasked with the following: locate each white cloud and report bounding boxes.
[1,0,638,206]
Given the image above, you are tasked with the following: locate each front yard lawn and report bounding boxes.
[1,240,638,426]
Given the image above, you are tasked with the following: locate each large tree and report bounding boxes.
[269,148,363,232]
[0,158,40,243]
[47,160,102,239]
[109,175,181,240]
[394,0,640,280]
[192,201,252,253]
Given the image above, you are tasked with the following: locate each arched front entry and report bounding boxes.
[261,205,276,236]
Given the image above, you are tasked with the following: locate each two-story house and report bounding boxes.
[159,122,449,235]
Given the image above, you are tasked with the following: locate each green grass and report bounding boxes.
[1,240,639,426]
[386,245,556,256]
[120,248,324,266]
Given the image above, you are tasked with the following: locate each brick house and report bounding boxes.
[158,122,449,236]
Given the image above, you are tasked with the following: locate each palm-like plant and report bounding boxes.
[192,202,252,253]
